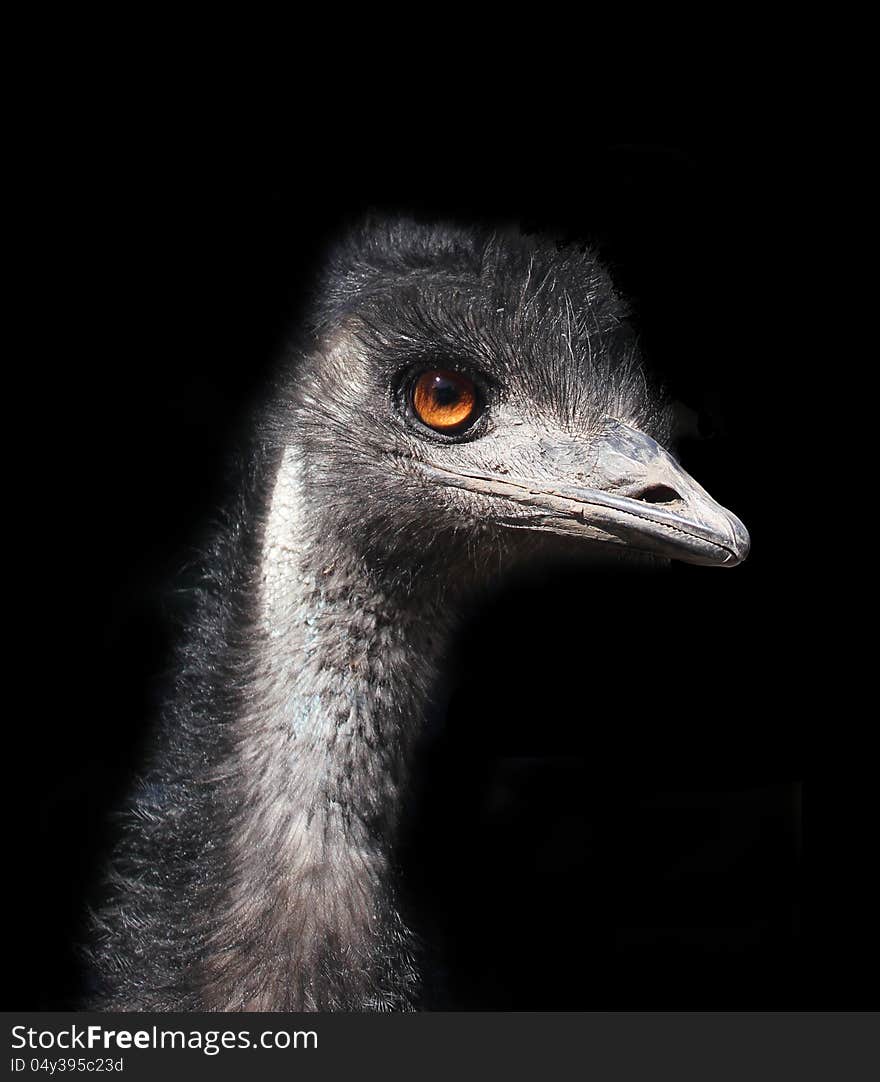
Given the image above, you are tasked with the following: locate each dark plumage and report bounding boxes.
[87,217,748,1010]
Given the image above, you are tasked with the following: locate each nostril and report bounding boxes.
[638,484,681,504]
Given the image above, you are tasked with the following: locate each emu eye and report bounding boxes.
[411,369,480,434]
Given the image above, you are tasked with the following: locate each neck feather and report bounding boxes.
[206,446,451,1010]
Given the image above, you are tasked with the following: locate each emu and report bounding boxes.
[88,217,749,1010]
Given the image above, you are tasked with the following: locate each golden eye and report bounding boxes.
[412,369,479,433]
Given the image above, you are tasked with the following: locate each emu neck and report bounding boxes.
[258,446,449,830]
[213,446,449,1010]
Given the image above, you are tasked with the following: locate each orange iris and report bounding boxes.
[412,370,478,433]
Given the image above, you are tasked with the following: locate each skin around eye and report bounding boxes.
[412,370,479,433]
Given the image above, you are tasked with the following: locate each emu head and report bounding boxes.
[279,219,749,581]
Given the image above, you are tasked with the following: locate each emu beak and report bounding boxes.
[429,420,750,567]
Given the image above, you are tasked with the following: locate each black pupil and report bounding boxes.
[433,377,461,406]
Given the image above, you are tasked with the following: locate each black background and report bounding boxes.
[16,67,864,1013]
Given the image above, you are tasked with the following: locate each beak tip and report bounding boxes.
[721,515,750,567]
